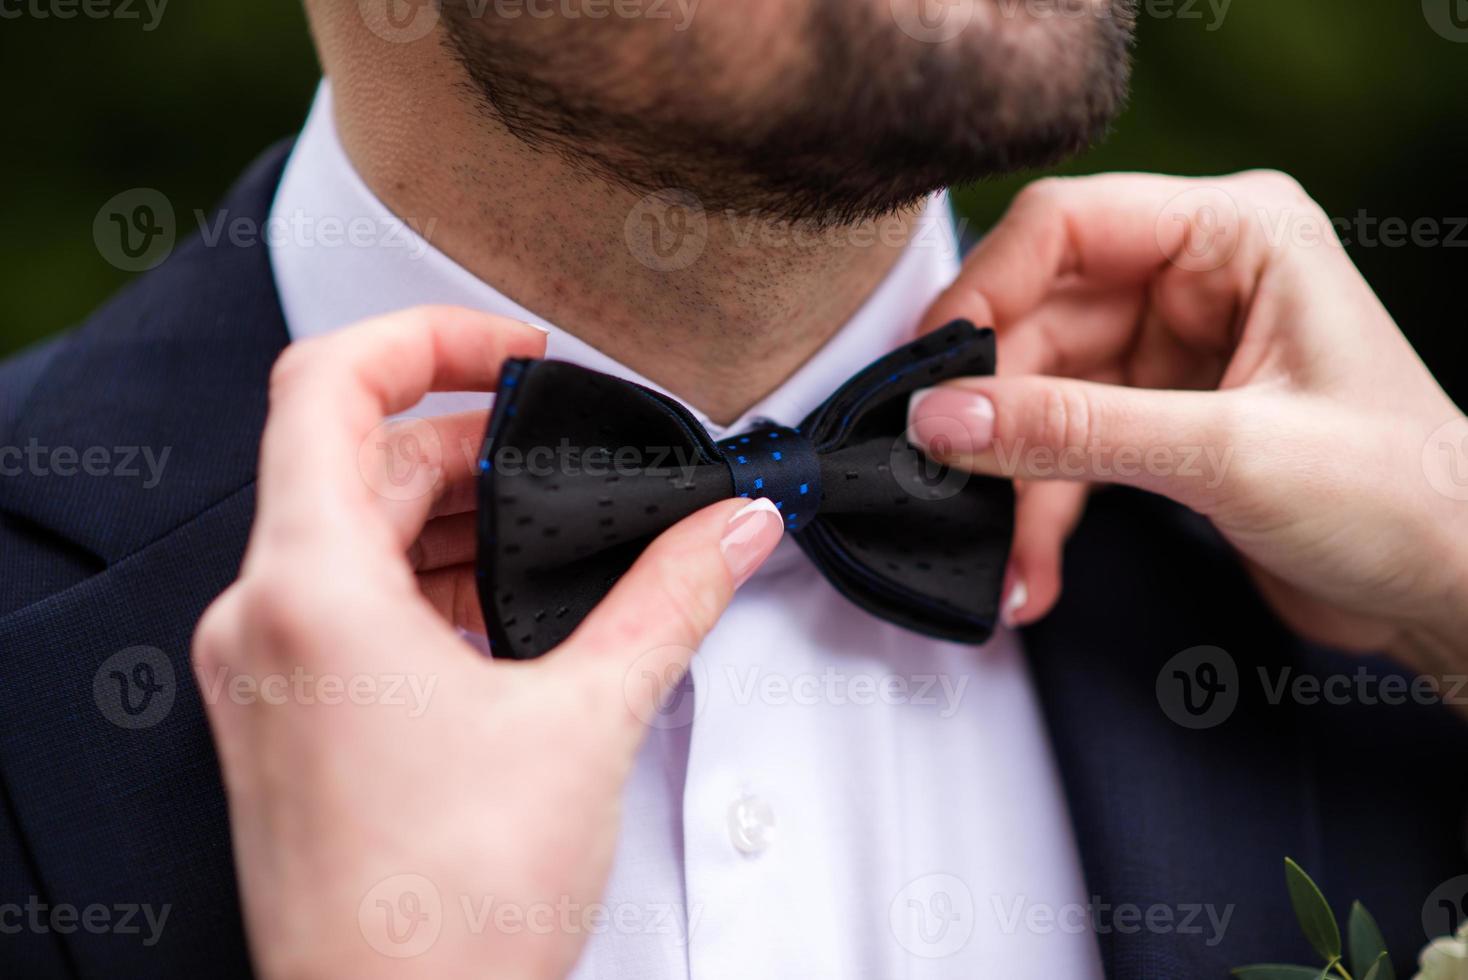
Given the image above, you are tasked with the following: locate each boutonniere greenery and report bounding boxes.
[1233,858,1468,980]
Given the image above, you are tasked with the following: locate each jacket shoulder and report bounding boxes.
[0,141,295,613]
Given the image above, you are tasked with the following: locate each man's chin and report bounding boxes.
[441,0,1134,225]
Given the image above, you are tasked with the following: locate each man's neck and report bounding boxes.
[329,81,916,425]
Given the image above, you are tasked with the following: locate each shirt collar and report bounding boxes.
[268,81,963,432]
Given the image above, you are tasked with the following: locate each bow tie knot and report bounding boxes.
[716,424,822,532]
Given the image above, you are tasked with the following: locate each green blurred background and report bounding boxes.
[3,2,1466,396]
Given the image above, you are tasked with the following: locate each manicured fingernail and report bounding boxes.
[522,321,551,335]
[1001,578,1028,629]
[908,387,995,457]
[721,498,784,587]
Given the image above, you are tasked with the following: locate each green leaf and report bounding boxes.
[1284,858,1341,961]
[1348,903,1394,980]
[1231,966,1329,979]
[1362,951,1391,980]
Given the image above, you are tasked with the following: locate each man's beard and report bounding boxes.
[440,0,1135,227]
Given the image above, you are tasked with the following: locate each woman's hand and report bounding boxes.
[192,306,783,980]
[909,172,1468,673]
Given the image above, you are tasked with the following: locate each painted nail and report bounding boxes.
[907,386,995,457]
[720,498,784,587]
[1001,579,1029,629]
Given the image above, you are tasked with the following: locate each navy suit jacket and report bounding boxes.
[2,144,1466,979]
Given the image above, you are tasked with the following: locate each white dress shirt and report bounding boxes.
[269,82,1104,980]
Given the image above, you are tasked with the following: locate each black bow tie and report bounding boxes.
[475,319,1014,660]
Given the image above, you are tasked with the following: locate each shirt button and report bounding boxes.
[728,794,776,855]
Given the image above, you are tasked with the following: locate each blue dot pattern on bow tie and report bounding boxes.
[716,423,822,532]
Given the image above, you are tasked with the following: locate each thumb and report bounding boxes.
[556,497,784,720]
[906,377,1238,513]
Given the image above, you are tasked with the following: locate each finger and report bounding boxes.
[1002,480,1090,628]
[416,564,486,634]
[255,307,545,559]
[424,412,494,520]
[992,281,1146,379]
[364,410,491,547]
[919,175,1268,375]
[907,376,1236,513]
[409,512,478,572]
[1124,303,1231,392]
[924,174,1238,327]
[557,497,784,718]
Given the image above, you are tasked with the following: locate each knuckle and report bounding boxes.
[390,304,474,340]
[400,303,453,325]
[234,577,324,660]
[1036,383,1096,454]
[1237,169,1314,209]
[266,341,320,402]
[1249,168,1305,195]
[1014,176,1067,212]
[191,590,241,676]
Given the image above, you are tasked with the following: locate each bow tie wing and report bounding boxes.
[795,320,1015,644]
[477,359,730,660]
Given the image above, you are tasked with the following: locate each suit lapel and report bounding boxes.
[0,143,292,977]
[1025,487,1325,978]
